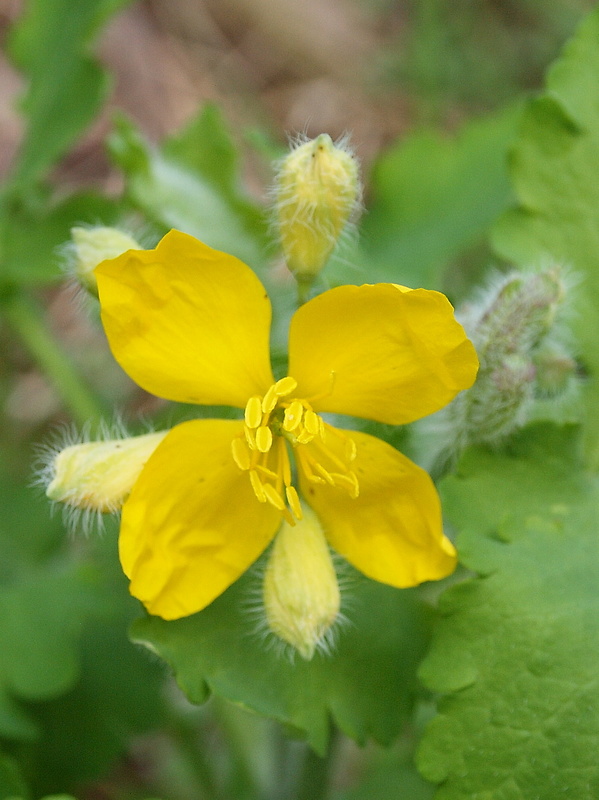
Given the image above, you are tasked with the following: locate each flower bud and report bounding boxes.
[533,342,578,398]
[418,265,577,469]
[46,431,167,514]
[263,505,340,660]
[69,226,142,297]
[273,134,361,286]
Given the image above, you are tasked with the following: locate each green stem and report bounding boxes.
[1,289,105,426]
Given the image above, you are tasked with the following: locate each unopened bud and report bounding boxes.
[533,343,577,397]
[418,265,577,468]
[263,505,340,660]
[70,226,142,296]
[46,431,167,513]
[273,134,361,286]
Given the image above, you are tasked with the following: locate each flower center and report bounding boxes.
[231,376,359,524]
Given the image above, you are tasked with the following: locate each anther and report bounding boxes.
[303,410,321,436]
[283,400,303,432]
[263,484,287,511]
[245,396,263,429]
[286,486,303,519]
[274,376,298,396]
[262,385,279,414]
[231,437,251,471]
[249,470,267,502]
[255,426,273,453]
[296,429,314,445]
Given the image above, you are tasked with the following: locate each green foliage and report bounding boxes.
[492,6,599,466]
[417,426,599,799]
[0,191,120,287]
[132,573,431,755]
[355,103,521,291]
[107,110,268,270]
[0,751,28,800]
[6,0,132,189]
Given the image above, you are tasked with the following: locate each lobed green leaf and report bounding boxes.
[418,425,599,799]
[131,572,432,755]
[491,7,599,468]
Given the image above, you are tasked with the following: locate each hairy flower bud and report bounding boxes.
[273,134,361,287]
[263,505,341,660]
[45,431,167,514]
[69,226,142,296]
[418,265,577,468]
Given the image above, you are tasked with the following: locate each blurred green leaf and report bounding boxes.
[0,562,104,741]
[417,425,599,799]
[0,751,27,800]
[0,191,120,287]
[132,573,431,755]
[107,112,268,270]
[492,7,599,468]
[31,596,166,794]
[6,0,132,188]
[335,761,434,800]
[358,103,521,290]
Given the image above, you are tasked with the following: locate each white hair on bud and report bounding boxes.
[32,415,153,536]
[241,545,352,663]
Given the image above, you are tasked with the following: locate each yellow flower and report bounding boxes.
[95,230,478,620]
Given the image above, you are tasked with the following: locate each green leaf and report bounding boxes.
[107,112,268,270]
[131,572,431,755]
[0,563,105,741]
[0,751,28,800]
[417,425,599,799]
[7,0,133,188]
[31,606,166,793]
[359,103,521,289]
[0,191,121,286]
[491,8,599,468]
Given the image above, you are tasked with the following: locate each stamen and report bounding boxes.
[303,409,321,436]
[278,438,292,486]
[263,483,287,511]
[296,448,326,484]
[255,464,278,480]
[231,437,251,471]
[286,486,303,519]
[262,385,279,414]
[249,469,267,502]
[296,429,315,445]
[244,426,257,451]
[314,463,335,486]
[283,400,303,432]
[275,376,298,396]
[245,396,263,428]
[255,426,273,453]
[330,472,359,498]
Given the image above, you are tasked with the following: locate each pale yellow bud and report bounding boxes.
[46,431,167,513]
[263,505,340,660]
[274,134,361,285]
[70,226,141,296]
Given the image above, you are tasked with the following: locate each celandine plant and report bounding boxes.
[46,208,478,656]
[7,5,599,796]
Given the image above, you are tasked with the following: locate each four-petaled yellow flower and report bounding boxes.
[95,230,478,620]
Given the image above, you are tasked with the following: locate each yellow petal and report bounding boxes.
[288,283,478,424]
[299,428,457,587]
[119,419,281,619]
[96,230,274,408]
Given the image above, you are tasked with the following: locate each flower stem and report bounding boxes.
[1,288,106,426]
